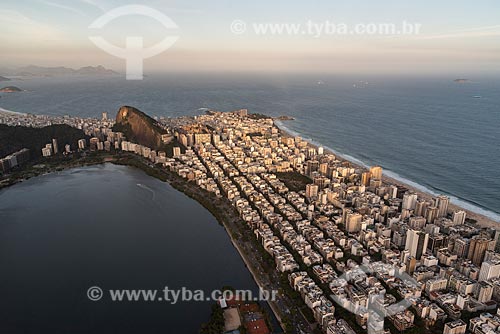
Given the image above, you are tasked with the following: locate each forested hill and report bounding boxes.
[0,124,86,158]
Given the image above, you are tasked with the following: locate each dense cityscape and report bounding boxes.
[1,108,499,334]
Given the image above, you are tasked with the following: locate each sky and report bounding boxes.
[1,0,500,75]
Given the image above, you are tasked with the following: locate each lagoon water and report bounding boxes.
[0,73,498,220]
[0,164,259,333]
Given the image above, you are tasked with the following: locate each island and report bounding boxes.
[0,86,22,93]
[1,106,499,334]
[0,76,10,82]
[453,79,469,83]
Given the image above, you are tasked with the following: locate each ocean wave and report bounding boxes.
[275,120,500,222]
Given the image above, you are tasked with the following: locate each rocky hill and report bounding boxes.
[113,106,168,151]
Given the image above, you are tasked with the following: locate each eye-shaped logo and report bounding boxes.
[89,5,179,80]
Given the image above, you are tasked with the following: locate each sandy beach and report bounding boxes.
[0,107,27,116]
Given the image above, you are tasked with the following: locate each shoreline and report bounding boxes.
[0,155,287,332]
[275,120,499,228]
[0,107,27,116]
[111,156,289,332]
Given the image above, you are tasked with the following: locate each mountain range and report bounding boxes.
[0,65,117,77]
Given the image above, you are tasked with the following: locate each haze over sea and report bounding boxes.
[1,73,499,221]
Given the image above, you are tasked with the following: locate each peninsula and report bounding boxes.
[1,106,500,334]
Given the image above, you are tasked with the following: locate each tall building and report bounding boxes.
[409,216,426,229]
[402,192,418,211]
[443,320,466,334]
[306,160,319,176]
[452,211,466,225]
[52,139,58,155]
[369,166,382,180]
[452,237,470,258]
[475,281,493,303]
[89,137,100,151]
[305,184,319,199]
[467,236,496,266]
[479,260,500,282]
[406,256,417,274]
[405,229,429,260]
[425,206,439,223]
[427,234,446,254]
[78,139,86,150]
[345,212,362,233]
[415,200,429,217]
[435,195,450,218]
[361,172,371,186]
[102,112,108,120]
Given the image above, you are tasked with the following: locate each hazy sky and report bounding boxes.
[1,0,500,75]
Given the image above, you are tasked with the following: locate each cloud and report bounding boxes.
[414,25,500,40]
[0,9,68,46]
[80,0,107,12]
[37,0,86,16]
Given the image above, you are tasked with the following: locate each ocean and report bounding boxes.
[0,73,499,221]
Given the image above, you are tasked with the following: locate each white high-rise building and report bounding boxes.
[402,192,418,211]
[52,138,58,154]
[452,211,466,225]
[435,195,450,218]
[405,229,429,260]
[78,139,86,150]
[479,260,500,282]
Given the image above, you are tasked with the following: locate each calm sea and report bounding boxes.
[0,164,260,333]
[1,73,499,220]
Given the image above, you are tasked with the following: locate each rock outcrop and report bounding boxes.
[113,106,167,150]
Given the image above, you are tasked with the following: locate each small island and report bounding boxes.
[453,78,469,83]
[0,86,23,93]
[0,76,11,82]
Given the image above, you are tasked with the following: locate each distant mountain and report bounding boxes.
[0,76,10,82]
[113,106,168,151]
[76,65,117,75]
[12,65,118,77]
